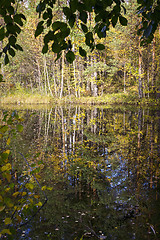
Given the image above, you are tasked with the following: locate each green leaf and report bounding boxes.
[9,48,15,57]
[19,13,26,21]
[0,27,5,41]
[66,50,75,63]
[14,14,23,26]
[79,47,86,57]
[85,32,94,47]
[4,54,9,65]
[9,35,16,45]
[47,8,52,16]
[0,206,5,212]
[61,27,70,38]
[79,11,87,24]
[44,31,54,44]
[119,15,128,26]
[70,0,78,12]
[4,218,12,225]
[81,23,88,33]
[4,15,13,24]
[36,2,46,13]
[47,19,52,27]
[52,21,61,31]
[37,21,44,29]
[113,4,121,15]
[43,11,49,20]
[42,44,48,54]
[69,14,76,28]
[6,23,15,34]
[16,124,23,132]
[112,15,118,27]
[0,74,3,82]
[52,42,60,53]
[35,26,44,38]
[63,7,72,18]
[96,44,105,50]
[15,44,23,51]
[13,23,21,34]
[7,6,14,15]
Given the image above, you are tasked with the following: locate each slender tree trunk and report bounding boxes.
[52,64,57,97]
[0,41,4,79]
[73,60,77,97]
[60,51,64,98]
[37,59,43,93]
[91,55,98,97]
[43,57,48,95]
[61,106,66,162]
[151,37,156,89]
[138,39,143,98]
[147,68,150,99]
[45,59,53,97]
[86,56,90,94]
[124,62,126,93]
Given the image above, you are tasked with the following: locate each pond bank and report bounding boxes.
[0,91,158,106]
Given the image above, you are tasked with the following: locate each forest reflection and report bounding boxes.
[9,105,160,240]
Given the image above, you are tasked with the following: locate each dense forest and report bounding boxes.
[0,1,160,239]
[0,0,160,102]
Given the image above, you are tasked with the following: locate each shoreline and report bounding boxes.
[0,92,159,107]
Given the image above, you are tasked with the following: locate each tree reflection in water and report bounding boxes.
[2,105,159,240]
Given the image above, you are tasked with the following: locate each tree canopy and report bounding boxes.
[0,0,160,65]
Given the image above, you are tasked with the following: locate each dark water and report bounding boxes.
[1,105,160,240]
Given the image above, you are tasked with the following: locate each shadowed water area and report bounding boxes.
[1,105,160,240]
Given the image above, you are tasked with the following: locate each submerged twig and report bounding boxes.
[150,224,157,238]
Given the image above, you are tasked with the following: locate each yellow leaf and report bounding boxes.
[29,199,33,204]
[34,195,40,199]
[5,173,11,183]
[4,218,12,225]
[1,229,12,235]
[12,192,19,197]
[36,201,42,207]
[26,183,34,190]
[0,195,3,202]
[6,138,11,145]
[7,202,14,208]
[16,215,22,223]
[5,187,10,192]
[0,179,2,185]
[35,174,41,179]
[1,163,11,172]
[41,186,46,191]
[4,150,10,155]
[0,206,5,212]
[21,192,27,196]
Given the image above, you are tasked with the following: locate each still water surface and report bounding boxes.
[3,105,160,239]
